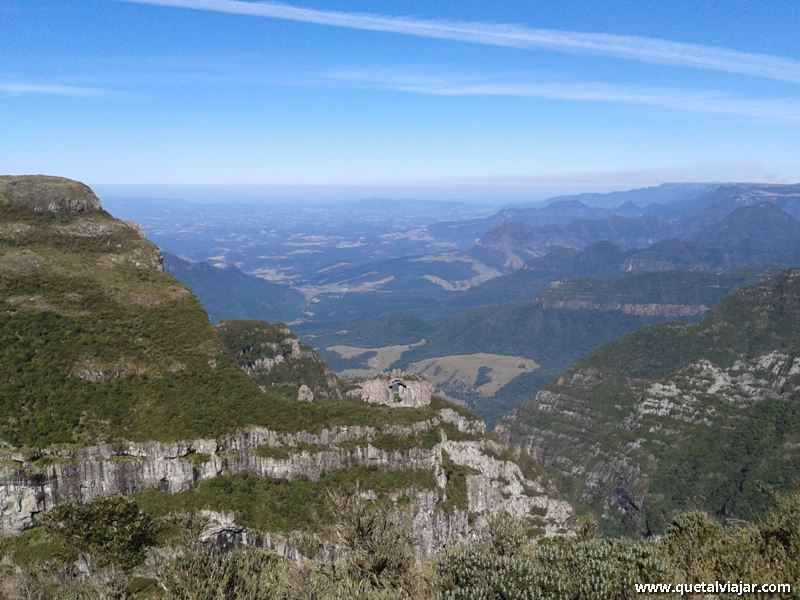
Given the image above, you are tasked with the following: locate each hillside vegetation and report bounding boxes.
[217,319,343,402]
[162,253,305,324]
[2,487,798,598]
[501,269,800,535]
[0,179,462,446]
[0,183,261,446]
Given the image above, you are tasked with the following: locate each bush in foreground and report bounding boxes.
[1,488,799,599]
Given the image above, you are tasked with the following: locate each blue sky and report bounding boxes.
[2,0,800,198]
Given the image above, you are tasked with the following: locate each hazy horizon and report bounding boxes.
[92,178,797,206]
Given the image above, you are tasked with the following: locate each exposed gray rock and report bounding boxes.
[499,349,800,530]
[355,370,434,407]
[535,297,708,317]
[0,410,570,555]
[243,355,285,375]
[297,384,314,402]
[220,320,343,402]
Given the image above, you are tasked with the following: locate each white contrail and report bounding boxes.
[0,83,110,97]
[120,0,800,83]
[326,70,800,123]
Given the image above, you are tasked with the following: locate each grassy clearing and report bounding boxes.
[409,353,539,397]
[132,469,437,534]
[328,339,426,378]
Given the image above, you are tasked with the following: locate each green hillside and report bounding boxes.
[162,253,305,324]
[393,303,664,425]
[501,269,800,535]
[0,177,451,446]
[217,319,343,401]
[0,179,263,446]
[583,269,800,378]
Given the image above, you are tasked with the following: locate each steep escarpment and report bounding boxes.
[217,319,343,402]
[499,269,800,535]
[0,176,571,560]
[533,268,778,318]
[1,407,571,554]
[0,177,277,446]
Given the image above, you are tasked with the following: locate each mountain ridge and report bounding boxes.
[499,269,800,534]
[163,253,305,324]
[694,201,800,243]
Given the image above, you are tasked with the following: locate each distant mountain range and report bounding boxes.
[472,215,678,269]
[695,202,800,243]
[455,236,800,309]
[471,184,800,269]
[428,183,713,248]
[145,181,800,424]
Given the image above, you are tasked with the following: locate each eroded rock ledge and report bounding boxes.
[350,370,435,408]
[0,409,571,556]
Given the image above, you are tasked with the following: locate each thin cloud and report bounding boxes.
[325,69,800,124]
[121,0,800,83]
[0,83,111,97]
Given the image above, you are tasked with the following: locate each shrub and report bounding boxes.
[43,496,156,570]
[437,537,673,599]
[436,546,541,599]
[572,513,599,541]
[327,489,417,593]
[157,548,294,599]
[482,513,528,557]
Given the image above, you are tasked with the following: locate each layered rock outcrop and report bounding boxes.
[534,297,708,317]
[500,270,800,534]
[353,370,434,408]
[0,407,571,555]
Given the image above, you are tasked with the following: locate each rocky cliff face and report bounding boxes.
[534,297,707,317]
[530,270,779,320]
[499,270,800,534]
[352,370,435,408]
[1,406,571,554]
